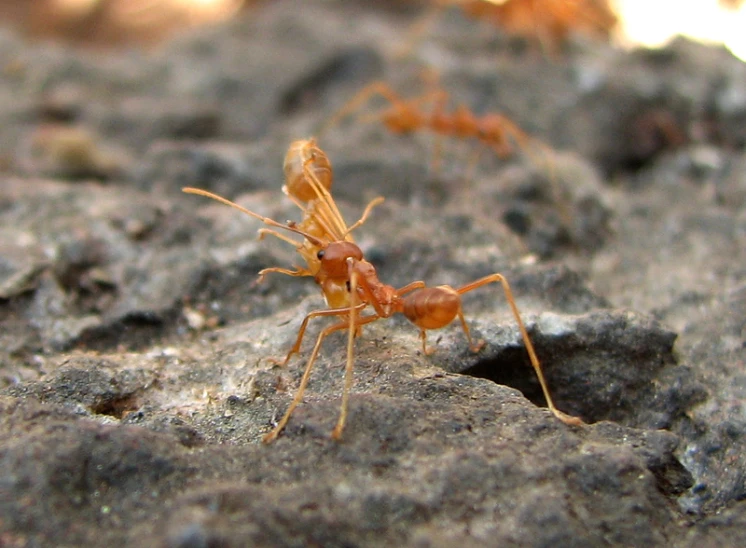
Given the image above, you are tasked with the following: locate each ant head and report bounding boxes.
[316,241,363,279]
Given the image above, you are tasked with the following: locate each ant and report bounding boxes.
[183,139,583,443]
[400,1,617,55]
[457,0,617,49]
[324,80,535,174]
[254,138,384,303]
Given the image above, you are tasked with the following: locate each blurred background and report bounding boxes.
[0,0,743,62]
[0,0,252,47]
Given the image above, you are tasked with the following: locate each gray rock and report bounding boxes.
[1,0,745,545]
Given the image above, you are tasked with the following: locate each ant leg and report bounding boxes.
[263,311,380,443]
[283,191,315,216]
[428,86,451,175]
[282,190,337,240]
[393,2,443,59]
[456,273,584,427]
[300,157,347,238]
[183,187,305,236]
[418,329,435,356]
[496,121,526,158]
[254,229,313,281]
[477,114,528,160]
[269,304,366,367]
[262,316,348,444]
[342,196,385,238]
[333,260,402,440]
[395,281,430,354]
[415,303,482,355]
[332,312,381,440]
[455,306,485,353]
[324,81,444,136]
[258,228,300,246]
[464,145,486,184]
[321,81,405,134]
[256,266,312,284]
[332,262,359,440]
[397,280,426,295]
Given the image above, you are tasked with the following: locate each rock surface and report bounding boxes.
[1,1,745,546]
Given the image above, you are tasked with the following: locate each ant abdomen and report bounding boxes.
[283,139,333,202]
[403,286,460,330]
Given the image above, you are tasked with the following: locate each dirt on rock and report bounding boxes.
[1,1,746,546]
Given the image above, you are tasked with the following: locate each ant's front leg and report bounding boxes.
[267,304,366,367]
[256,265,313,285]
[263,310,379,443]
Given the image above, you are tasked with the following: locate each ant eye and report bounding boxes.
[317,250,325,259]
[345,280,351,291]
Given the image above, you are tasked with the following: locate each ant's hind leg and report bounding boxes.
[417,329,438,356]
[456,273,584,427]
[455,308,485,353]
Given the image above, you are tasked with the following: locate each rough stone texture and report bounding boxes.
[1,1,745,546]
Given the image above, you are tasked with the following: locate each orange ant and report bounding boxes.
[401,1,617,55]
[254,138,384,307]
[458,0,618,49]
[183,139,583,443]
[324,81,535,174]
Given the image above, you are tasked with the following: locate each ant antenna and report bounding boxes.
[182,187,326,247]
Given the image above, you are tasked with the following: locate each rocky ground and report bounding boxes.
[1,1,746,546]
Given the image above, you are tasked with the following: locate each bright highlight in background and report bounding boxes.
[614,0,746,61]
[53,0,245,26]
[44,0,746,60]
